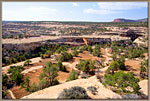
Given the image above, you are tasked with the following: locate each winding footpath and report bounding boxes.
[8,90,16,99]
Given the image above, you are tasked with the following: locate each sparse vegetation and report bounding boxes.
[87,86,97,95]
[39,61,59,86]
[58,51,73,62]
[2,20,148,99]
[57,61,67,72]
[24,60,32,66]
[66,69,78,82]
[76,59,96,75]
[140,59,148,79]
[103,71,141,95]
[58,86,90,99]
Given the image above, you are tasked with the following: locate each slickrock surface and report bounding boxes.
[21,66,43,74]
[22,76,122,99]
[2,57,42,74]
[139,80,148,96]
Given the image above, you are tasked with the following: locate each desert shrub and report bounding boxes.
[40,54,44,59]
[140,60,148,79]
[66,69,78,82]
[58,86,90,99]
[9,66,23,85]
[71,47,78,50]
[2,90,8,99]
[38,79,50,90]
[76,60,96,74]
[111,53,117,61]
[103,71,141,95]
[127,48,145,59]
[79,48,84,53]
[59,51,73,62]
[24,60,32,66]
[88,46,93,53]
[106,57,126,74]
[82,45,88,51]
[92,45,101,57]
[117,56,126,70]
[81,72,88,79]
[87,86,97,95]
[57,61,66,72]
[8,66,23,74]
[43,53,51,58]
[29,82,38,92]
[106,61,119,74]
[21,76,30,91]
[123,94,140,99]
[2,74,9,87]
[53,79,59,85]
[72,50,79,57]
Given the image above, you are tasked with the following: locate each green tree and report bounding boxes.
[88,46,93,53]
[59,51,73,62]
[24,60,32,66]
[72,50,79,57]
[2,74,9,87]
[117,56,126,70]
[92,45,101,57]
[106,61,119,74]
[103,71,141,94]
[140,62,147,79]
[67,69,78,81]
[10,70,23,85]
[39,61,58,86]
[23,76,30,91]
[57,61,66,72]
[76,60,90,73]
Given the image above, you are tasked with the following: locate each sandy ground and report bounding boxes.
[139,80,148,96]
[2,57,42,74]
[22,76,122,99]
[125,59,141,78]
[21,66,43,74]
[62,62,79,71]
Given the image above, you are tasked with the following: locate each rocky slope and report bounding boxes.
[22,76,122,99]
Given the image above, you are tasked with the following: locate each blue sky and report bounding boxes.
[2,2,148,22]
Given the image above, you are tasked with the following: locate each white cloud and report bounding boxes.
[97,2,147,10]
[3,6,58,21]
[28,7,57,15]
[84,9,121,15]
[69,11,73,13]
[72,3,78,7]
[84,2,147,15]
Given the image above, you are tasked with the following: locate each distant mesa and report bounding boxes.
[113,18,148,22]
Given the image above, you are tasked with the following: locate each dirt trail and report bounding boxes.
[8,90,16,99]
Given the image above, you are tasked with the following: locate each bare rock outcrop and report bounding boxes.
[22,76,122,99]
